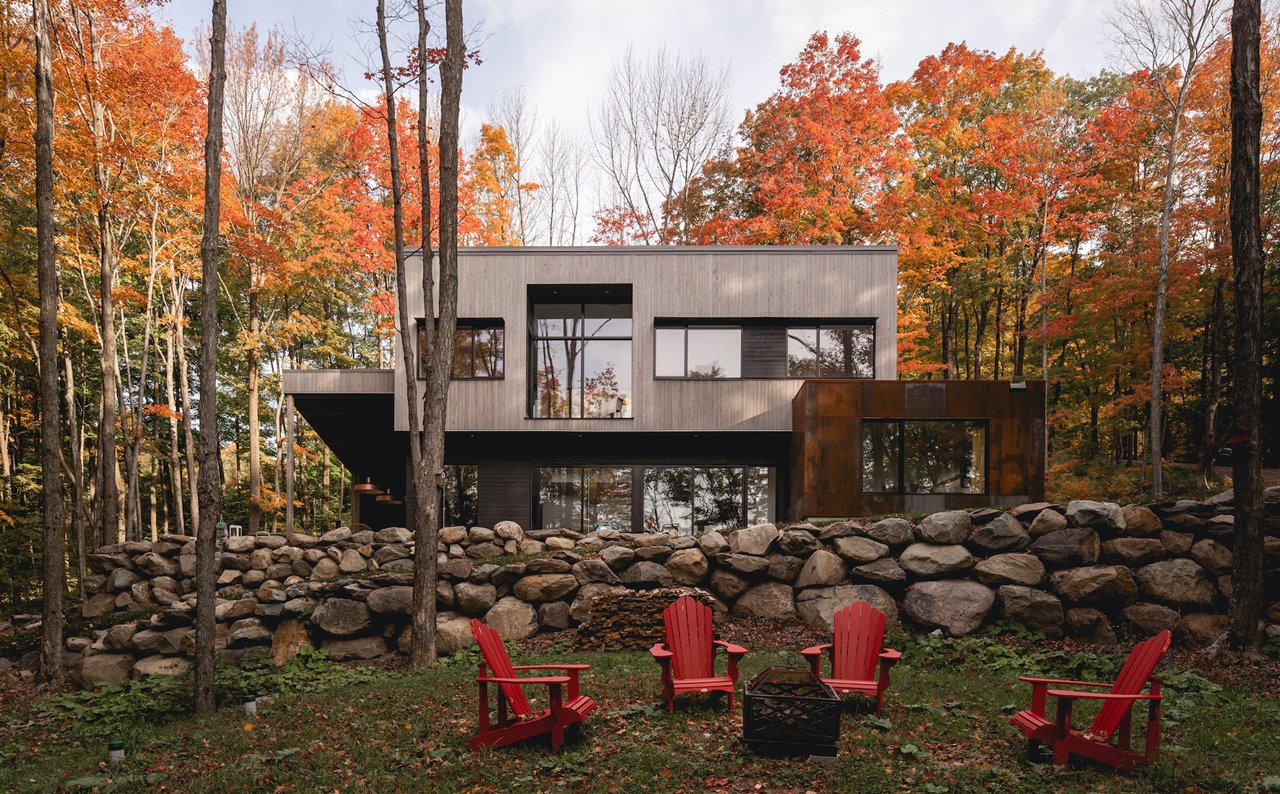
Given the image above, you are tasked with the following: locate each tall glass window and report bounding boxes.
[860,420,986,495]
[641,466,773,535]
[441,465,479,527]
[531,302,632,418]
[787,324,874,378]
[642,468,693,533]
[536,467,632,531]
[654,326,741,378]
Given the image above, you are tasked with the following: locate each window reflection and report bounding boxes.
[536,467,632,532]
[442,465,479,527]
[532,302,631,418]
[861,421,900,493]
[643,468,693,534]
[536,467,583,530]
[586,468,631,531]
[787,324,874,378]
[419,319,504,379]
[860,420,986,494]
[655,326,741,378]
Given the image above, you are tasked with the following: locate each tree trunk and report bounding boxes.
[1150,114,1183,500]
[175,316,199,530]
[1198,274,1226,484]
[35,0,66,685]
[247,290,261,535]
[63,342,88,593]
[164,330,186,535]
[1226,0,1266,651]
[194,0,228,714]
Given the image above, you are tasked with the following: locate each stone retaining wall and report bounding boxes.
[62,493,1280,686]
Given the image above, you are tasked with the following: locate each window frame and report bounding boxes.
[652,323,744,380]
[416,318,505,381]
[786,322,877,379]
[860,418,989,496]
[528,301,633,419]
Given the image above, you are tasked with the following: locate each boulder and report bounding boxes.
[494,520,524,541]
[795,549,848,588]
[439,526,467,545]
[518,539,546,556]
[1029,528,1100,568]
[435,615,477,655]
[1160,530,1194,555]
[538,601,572,630]
[215,598,258,621]
[728,523,778,556]
[1066,500,1126,533]
[572,559,621,585]
[697,531,729,555]
[311,599,373,636]
[106,568,140,593]
[778,529,821,556]
[374,527,413,544]
[665,548,709,585]
[134,552,179,577]
[322,635,389,661]
[898,543,974,578]
[709,569,749,599]
[525,558,572,575]
[832,536,890,563]
[732,582,796,620]
[132,628,189,655]
[545,537,577,551]
[132,656,191,678]
[320,527,352,543]
[77,654,134,686]
[467,542,506,559]
[796,584,896,631]
[766,554,805,582]
[367,586,414,618]
[469,526,496,543]
[1135,559,1216,606]
[866,518,914,547]
[569,583,626,623]
[817,520,863,540]
[1028,508,1068,538]
[514,574,579,602]
[634,546,672,563]
[600,546,636,572]
[484,597,539,640]
[248,547,274,571]
[997,586,1064,636]
[1049,565,1137,605]
[454,582,498,614]
[902,581,995,636]
[973,553,1045,587]
[270,619,312,666]
[1120,505,1162,536]
[228,618,272,648]
[719,553,771,576]
[1066,607,1116,644]
[619,561,674,588]
[102,623,137,651]
[1177,613,1227,647]
[337,548,368,574]
[969,513,1030,552]
[81,593,117,618]
[310,557,340,580]
[225,536,256,553]
[1101,538,1165,566]
[916,511,971,544]
[849,557,906,584]
[1190,539,1232,576]
[1120,603,1180,634]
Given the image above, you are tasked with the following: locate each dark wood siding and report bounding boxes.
[741,326,787,378]
[478,462,533,530]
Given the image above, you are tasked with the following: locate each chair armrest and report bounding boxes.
[1047,690,1162,702]
[513,664,591,671]
[1018,677,1111,688]
[879,649,902,665]
[800,643,832,657]
[713,640,747,655]
[477,675,571,685]
[650,643,674,660]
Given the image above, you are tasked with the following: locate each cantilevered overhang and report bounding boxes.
[282,369,404,493]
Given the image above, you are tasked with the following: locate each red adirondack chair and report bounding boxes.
[467,619,598,752]
[800,600,901,715]
[1009,630,1171,770]
[649,595,748,711]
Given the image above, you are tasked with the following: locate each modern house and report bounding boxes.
[282,246,1045,533]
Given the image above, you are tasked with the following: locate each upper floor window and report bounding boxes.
[417,319,504,380]
[655,325,742,379]
[529,286,632,418]
[787,324,874,378]
[861,419,986,495]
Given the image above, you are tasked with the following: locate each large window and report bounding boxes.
[787,324,874,378]
[536,467,632,531]
[654,326,742,378]
[417,319,504,380]
[530,301,632,418]
[861,420,986,495]
[641,466,772,535]
[441,465,479,527]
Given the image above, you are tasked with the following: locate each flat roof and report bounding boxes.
[406,245,898,256]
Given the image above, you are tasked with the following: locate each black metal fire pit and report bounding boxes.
[742,666,841,757]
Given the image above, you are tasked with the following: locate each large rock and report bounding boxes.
[1177,613,1227,647]
[719,553,771,576]
[866,518,914,547]
[514,574,579,602]
[766,554,804,582]
[898,543,974,578]
[997,585,1064,636]
[777,529,820,556]
[311,599,373,636]
[849,557,906,584]
[132,628,189,655]
[1101,538,1165,566]
[916,511,971,544]
[439,526,467,545]
[571,559,620,585]
[215,598,258,621]
[106,568,140,593]
[832,536,889,563]
[1066,607,1117,644]
[435,615,477,655]
[538,601,572,630]
[1120,505,1162,536]
[1030,528,1100,568]
[795,549,847,588]
[81,593,117,618]
[728,524,778,556]
[1160,530,1195,555]
[1066,500,1126,533]
[322,635,389,661]
[698,531,729,555]
[132,656,191,678]
[367,586,414,618]
[1190,539,1233,576]
[599,546,636,572]
[973,553,1045,587]
[320,527,352,543]
[454,582,498,614]
[795,584,896,631]
[248,547,273,571]
[732,582,796,620]
[77,653,134,686]
[1049,565,1137,605]
[1121,603,1180,634]
[709,569,749,599]
[337,548,368,574]
[484,597,539,640]
[494,520,524,541]
[902,580,994,636]
[225,536,256,553]
[228,618,272,648]
[969,513,1030,552]
[665,548,709,585]
[310,557,340,580]
[102,623,138,651]
[1028,508,1068,538]
[619,561,674,588]
[270,619,312,666]
[1135,559,1216,606]
[134,552,178,577]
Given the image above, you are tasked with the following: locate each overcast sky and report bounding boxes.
[158,0,1112,139]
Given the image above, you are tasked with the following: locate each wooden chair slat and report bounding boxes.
[472,619,531,716]
[653,596,745,710]
[1093,630,1171,737]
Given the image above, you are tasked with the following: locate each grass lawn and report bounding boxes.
[0,625,1277,793]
